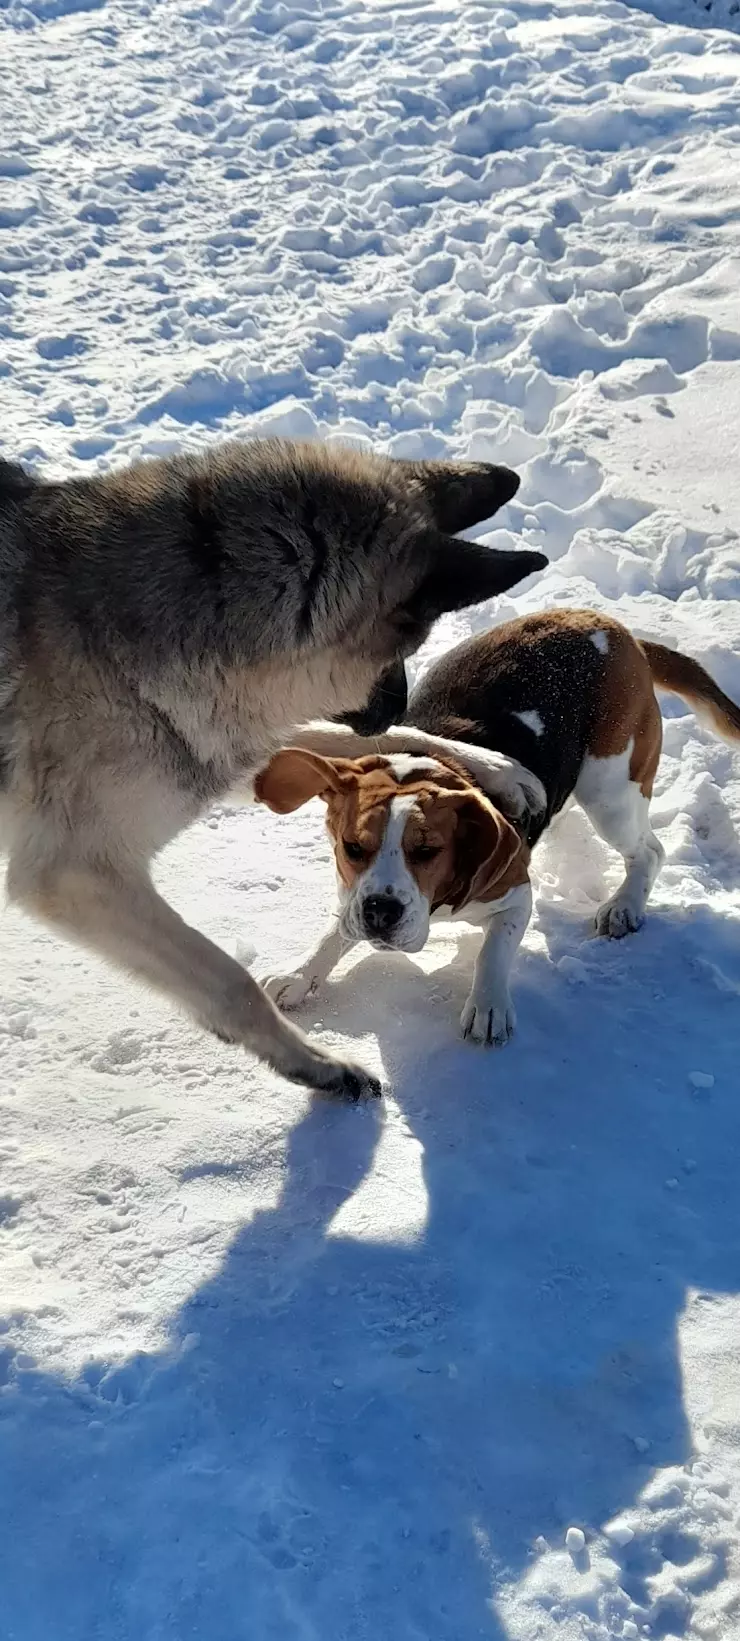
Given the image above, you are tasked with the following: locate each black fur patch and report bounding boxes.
[184,474,224,578]
[338,658,408,736]
[0,460,37,503]
[405,617,608,846]
[298,494,328,638]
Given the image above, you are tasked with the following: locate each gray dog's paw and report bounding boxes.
[320,1059,383,1103]
[296,1050,383,1103]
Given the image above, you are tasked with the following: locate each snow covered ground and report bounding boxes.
[2,0,740,1635]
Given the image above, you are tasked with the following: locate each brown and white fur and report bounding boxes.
[256,610,740,1048]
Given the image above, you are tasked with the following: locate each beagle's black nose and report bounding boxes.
[362,895,404,937]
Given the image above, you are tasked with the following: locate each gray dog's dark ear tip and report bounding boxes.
[520,549,547,574]
[415,535,547,620]
[493,465,520,505]
[398,458,521,533]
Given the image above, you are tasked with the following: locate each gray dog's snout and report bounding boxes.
[362,895,405,937]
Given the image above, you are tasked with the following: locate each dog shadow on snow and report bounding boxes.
[3,899,740,1640]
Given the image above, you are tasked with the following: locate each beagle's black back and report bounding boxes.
[405,613,607,844]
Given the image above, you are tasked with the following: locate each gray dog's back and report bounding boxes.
[0,440,424,676]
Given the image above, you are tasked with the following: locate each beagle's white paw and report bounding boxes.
[262,970,315,1011]
[594,894,645,939]
[460,991,516,1048]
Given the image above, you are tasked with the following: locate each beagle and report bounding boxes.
[256,610,740,1048]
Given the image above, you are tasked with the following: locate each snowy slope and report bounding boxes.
[2,0,740,1637]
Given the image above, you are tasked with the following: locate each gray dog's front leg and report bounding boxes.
[8,854,379,1102]
[288,721,546,824]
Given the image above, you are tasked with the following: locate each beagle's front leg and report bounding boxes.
[460,882,532,1048]
[262,916,352,1012]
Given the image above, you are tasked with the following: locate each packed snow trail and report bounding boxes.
[2,0,740,1637]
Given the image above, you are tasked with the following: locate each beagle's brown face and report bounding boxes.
[255,749,526,953]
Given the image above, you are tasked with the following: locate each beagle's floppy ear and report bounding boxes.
[450,791,524,910]
[254,750,356,814]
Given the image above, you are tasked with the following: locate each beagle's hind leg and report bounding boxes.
[575,715,664,940]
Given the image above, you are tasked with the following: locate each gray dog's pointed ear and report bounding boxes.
[411,535,546,624]
[400,460,520,533]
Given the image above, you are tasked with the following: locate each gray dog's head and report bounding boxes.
[328,452,545,734]
[176,438,545,734]
[13,438,542,743]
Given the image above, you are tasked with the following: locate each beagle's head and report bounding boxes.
[255,749,527,953]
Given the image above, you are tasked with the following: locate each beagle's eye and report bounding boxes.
[409,844,441,865]
[343,839,367,864]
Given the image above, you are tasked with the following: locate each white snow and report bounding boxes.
[2,0,740,1636]
[689,1069,717,1089]
[604,1519,636,1547]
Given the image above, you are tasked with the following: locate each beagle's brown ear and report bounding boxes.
[450,791,525,909]
[254,750,356,814]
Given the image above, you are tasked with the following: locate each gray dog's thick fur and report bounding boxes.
[0,437,544,1099]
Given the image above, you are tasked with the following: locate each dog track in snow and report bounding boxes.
[505,1459,737,1639]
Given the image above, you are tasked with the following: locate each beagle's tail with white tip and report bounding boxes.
[641,641,740,743]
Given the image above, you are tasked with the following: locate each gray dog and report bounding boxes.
[0,438,545,1099]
